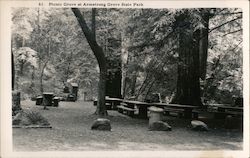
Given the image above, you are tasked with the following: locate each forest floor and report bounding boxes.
[13,100,243,151]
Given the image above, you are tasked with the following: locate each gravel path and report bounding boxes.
[13,100,243,151]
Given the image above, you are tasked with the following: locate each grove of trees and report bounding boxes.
[12,8,243,116]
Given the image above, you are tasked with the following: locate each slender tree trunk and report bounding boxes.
[121,38,129,98]
[72,8,107,116]
[130,71,137,96]
[40,61,48,94]
[144,80,156,101]
[12,51,15,90]
[40,38,50,94]
[135,73,152,99]
[19,61,24,76]
[65,52,73,83]
[29,65,35,92]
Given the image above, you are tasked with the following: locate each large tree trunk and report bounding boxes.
[72,8,107,116]
[199,9,210,80]
[171,13,202,106]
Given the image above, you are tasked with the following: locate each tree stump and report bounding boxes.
[63,86,70,93]
[53,97,59,107]
[12,90,21,116]
[36,96,43,105]
[71,83,78,101]
[42,92,54,109]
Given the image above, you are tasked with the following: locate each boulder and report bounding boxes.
[191,120,208,131]
[91,118,111,131]
[148,121,171,131]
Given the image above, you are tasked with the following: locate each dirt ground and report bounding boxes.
[13,100,243,151]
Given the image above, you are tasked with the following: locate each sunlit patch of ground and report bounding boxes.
[13,100,243,151]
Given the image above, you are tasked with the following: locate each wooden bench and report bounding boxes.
[117,105,136,117]
[226,110,243,116]
[163,107,185,117]
[214,111,243,119]
[192,109,243,119]
[164,107,199,119]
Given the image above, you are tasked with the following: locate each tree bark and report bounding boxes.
[19,60,25,76]
[40,60,48,94]
[72,8,107,116]
[91,8,96,40]
[199,9,210,80]
[171,13,202,106]
[130,71,137,96]
[29,65,35,92]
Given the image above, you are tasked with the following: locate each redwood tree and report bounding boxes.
[72,8,107,116]
[171,11,203,106]
[199,9,210,80]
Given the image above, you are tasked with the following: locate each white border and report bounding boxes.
[1,1,249,158]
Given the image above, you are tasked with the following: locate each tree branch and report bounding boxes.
[209,16,242,33]
[222,28,242,36]
[216,11,242,16]
[230,40,243,52]
[71,8,106,69]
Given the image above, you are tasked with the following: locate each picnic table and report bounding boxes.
[152,103,198,118]
[105,97,123,110]
[122,100,150,119]
[118,100,199,119]
[211,104,243,112]
[210,104,243,119]
[93,97,123,110]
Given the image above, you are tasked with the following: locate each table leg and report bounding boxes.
[138,106,148,119]
[127,103,134,109]
[218,107,225,112]
[113,101,119,110]
[184,109,192,119]
[215,108,226,119]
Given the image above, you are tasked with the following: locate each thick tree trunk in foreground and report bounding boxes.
[199,9,210,80]
[72,8,107,116]
[171,13,202,106]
